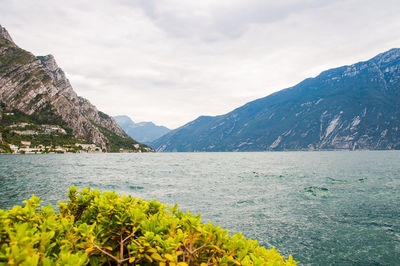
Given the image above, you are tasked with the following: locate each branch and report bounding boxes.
[122,232,135,244]
[207,250,218,266]
[187,235,196,265]
[120,257,131,263]
[123,243,131,260]
[192,242,208,254]
[92,240,132,265]
[190,235,194,251]
[91,240,119,262]
[120,231,124,260]
[180,246,186,262]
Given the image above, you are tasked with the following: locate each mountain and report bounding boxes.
[0,25,152,153]
[152,48,400,152]
[114,115,170,144]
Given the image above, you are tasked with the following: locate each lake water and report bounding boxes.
[0,151,399,265]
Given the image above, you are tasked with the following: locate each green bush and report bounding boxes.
[0,187,298,265]
[0,142,12,153]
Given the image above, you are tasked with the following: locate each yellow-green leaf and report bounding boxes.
[85,247,94,254]
[165,254,174,261]
[151,252,163,261]
[148,248,157,253]
[144,254,153,262]
[228,255,241,265]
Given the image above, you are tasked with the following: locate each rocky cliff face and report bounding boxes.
[152,48,400,151]
[0,26,13,43]
[0,25,149,152]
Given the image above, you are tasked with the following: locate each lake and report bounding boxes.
[0,151,399,265]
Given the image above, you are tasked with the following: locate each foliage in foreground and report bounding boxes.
[0,187,298,265]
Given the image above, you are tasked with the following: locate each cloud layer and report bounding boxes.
[1,0,400,128]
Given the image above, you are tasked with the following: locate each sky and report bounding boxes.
[1,0,400,129]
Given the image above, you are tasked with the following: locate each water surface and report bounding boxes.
[1,151,399,265]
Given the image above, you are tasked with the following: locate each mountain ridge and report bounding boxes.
[151,48,400,152]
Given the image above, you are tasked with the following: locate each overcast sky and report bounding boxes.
[1,0,400,129]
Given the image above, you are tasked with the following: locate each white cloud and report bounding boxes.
[1,0,400,128]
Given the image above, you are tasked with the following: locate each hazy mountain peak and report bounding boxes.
[136,121,155,127]
[113,115,135,125]
[114,115,170,144]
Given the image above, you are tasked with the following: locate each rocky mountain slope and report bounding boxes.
[152,48,400,151]
[0,25,151,152]
[114,115,170,144]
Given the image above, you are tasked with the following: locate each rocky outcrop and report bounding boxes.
[0,25,148,152]
[152,48,400,151]
[0,25,13,44]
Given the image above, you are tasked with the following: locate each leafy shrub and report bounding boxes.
[0,187,298,265]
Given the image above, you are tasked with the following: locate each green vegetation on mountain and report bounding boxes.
[0,142,12,153]
[97,125,149,152]
[2,106,67,129]
[0,108,152,153]
[0,109,86,153]
[0,187,298,265]
[0,38,34,69]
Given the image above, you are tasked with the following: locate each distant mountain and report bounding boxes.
[114,115,170,144]
[152,48,400,151]
[0,25,152,153]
